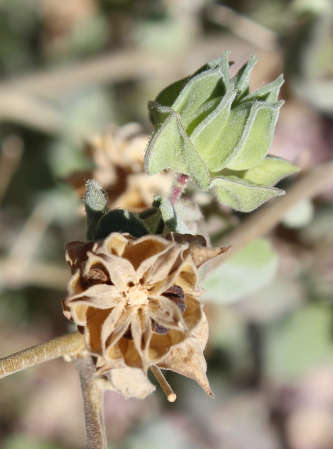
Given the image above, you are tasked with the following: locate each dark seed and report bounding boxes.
[152,320,169,335]
[162,285,186,313]
[123,326,132,339]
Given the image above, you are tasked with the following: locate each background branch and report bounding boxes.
[207,160,333,272]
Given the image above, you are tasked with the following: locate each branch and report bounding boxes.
[0,332,84,380]
[207,160,333,272]
[0,135,24,205]
[0,38,250,99]
[206,4,278,51]
[76,357,107,449]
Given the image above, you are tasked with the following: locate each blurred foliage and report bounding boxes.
[0,1,332,449]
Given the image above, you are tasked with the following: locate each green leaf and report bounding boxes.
[282,199,314,228]
[225,101,283,170]
[239,155,300,186]
[202,238,279,304]
[144,103,210,189]
[265,303,333,381]
[84,179,109,240]
[245,74,284,102]
[171,68,225,133]
[191,87,237,170]
[211,176,284,212]
[94,209,148,240]
[2,434,60,449]
[232,55,257,97]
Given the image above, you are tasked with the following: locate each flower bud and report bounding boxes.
[145,51,299,212]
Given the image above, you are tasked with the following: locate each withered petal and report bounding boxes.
[86,252,137,291]
[149,296,186,332]
[171,256,199,294]
[130,310,152,371]
[159,345,213,397]
[86,307,111,354]
[101,304,124,349]
[109,367,155,399]
[190,246,230,268]
[68,283,122,309]
[69,303,89,326]
[122,234,169,270]
[65,241,94,273]
[67,270,84,295]
[157,313,212,395]
[96,232,129,257]
[138,243,183,285]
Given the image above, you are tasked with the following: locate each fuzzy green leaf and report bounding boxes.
[225,101,283,170]
[239,155,300,186]
[202,238,279,304]
[191,87,237,170]
[171,68,225,133]
[211,176,284,212]
[245,74,284,102]
[144,103,210,189]
[232,55,257,97]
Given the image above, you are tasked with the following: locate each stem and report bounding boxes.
[151,366,177,402]
[207,160,333,271]
[0,332,84,380]
[76,357,107,449]
[169,173,190,204]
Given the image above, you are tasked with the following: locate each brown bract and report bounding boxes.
[63,232,226,399]
[67,124,171,211]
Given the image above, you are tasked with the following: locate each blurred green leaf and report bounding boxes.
[265,303,333,381]
[2,434,61,449]
[127,419,202,449]
[282,199,314,229]
[202,238,279,304]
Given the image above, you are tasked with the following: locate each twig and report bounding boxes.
[0,38,252,131]
[206,4,278,51]
[0,332,84,380]
[1,198,66,289]
[8,199,53,263]
[0,258,69,289]
[0,37,250,99]
[0,93,64,133]
[76,357,107,449]
[207,160,333,272]
[151,366,177,403]
[0,135,24,204]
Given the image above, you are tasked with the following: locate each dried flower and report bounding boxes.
[63,232,225,399]
[68,124,171,211]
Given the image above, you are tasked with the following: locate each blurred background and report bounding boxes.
[0,0,333,448]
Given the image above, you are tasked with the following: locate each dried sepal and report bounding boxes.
[63,232,221,399]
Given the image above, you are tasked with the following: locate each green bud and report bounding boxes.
[145,52,299,212]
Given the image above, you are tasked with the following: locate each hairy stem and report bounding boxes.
[207,160,333,271]
[0,332,84,379]
[169,173,190,204]
[76,357,107,449]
